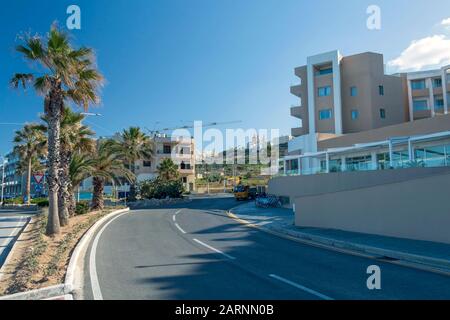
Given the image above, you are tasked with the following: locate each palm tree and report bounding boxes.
[157,158,179,181]
[13,124,47,205]
[42,107,95,223]
[107,127,153,201]
[11,25,103,235]
[91,141,134,211]
[69,152,95,214]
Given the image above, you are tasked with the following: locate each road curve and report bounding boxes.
[83,198,450,300]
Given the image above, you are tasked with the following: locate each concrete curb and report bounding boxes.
[228,210,450,275]
[0,284,66,300]
[64,207,130,299]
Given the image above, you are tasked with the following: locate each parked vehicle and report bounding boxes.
[255,194,282,208]
[234,185,250,201]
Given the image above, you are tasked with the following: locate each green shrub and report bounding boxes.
[139,177,185,199]
[31,198,49,207]
[75,201,90,215]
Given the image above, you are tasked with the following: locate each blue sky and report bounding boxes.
[1,0,450,155]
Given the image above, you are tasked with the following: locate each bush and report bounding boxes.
[139,178,185,200]
[75,201,90,215]
[31,198,49,207]
[4,197,23,205]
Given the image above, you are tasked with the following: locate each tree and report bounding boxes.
[107,127,153,201]
[11,25,103,235]
[42,107,95,223]
[13,124,47,205]
[157,158,179,181]
[91,141,134,211]
[68,152,94,214]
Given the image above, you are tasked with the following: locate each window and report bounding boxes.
[378,85,384,96]
[143,160,151,167]
[411,80,426,90]
[350,86,358,97]
[351,109,359,120]
[163,145,171,154]
[435,99,444,110]
[316,68,333,76]
[379,108,386,119]
[318,86,331,97]
[319,109,333,120]
[413,100,429,111]
[433,78,442,88]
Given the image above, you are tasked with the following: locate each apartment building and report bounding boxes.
[135,134,196,191]
[283,50,450,175]
[406,66,450,121]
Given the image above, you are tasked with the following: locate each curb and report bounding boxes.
[64,207,130,299]
[0,284,66,300]
[228,210,450,275]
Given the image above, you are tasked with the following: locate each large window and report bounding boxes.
[318,86,331,97]
[411,80,426,90]
[345,155,372,171]
[316,68,333,76]
[435,98,444,110]
[433,78,442,88]
[319,109,333,120]
[163,145,172,154]
[415,145,446,167]
[413,100,429,111]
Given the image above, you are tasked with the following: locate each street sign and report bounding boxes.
[33,173,45,185]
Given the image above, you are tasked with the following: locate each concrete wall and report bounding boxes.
[294,171,450,244]
[269,166,450,206]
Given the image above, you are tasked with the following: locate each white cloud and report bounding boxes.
[442,17,450,27]
[387,35,450,72]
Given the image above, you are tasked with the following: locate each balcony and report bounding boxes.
[290,106,304,119]
[291,127,307,137]
[290,84,302,97]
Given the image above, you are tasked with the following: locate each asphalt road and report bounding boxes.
[84,198,450,300]
[0,209,31,268]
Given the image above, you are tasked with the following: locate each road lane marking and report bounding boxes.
[173,209,182,222]
[90,211,130,300]
[175,223,187,234]
[193,238,236,260]
[269,274,333,300]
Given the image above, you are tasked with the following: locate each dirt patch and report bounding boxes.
[0,207,124,296]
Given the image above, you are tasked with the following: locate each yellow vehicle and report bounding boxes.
[233,185,258,201]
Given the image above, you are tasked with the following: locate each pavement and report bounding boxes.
[230,202,450,274]
[0,209,33,269]
[81,197,450,300]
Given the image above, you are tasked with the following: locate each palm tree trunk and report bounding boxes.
[69,190,76,216]
[58,151,70,226]
[45,90,62,236]
[129,164,137,201]
[91,177,104,211]
[25,156,32,205]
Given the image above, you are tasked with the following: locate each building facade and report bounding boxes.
[284,50,450,175]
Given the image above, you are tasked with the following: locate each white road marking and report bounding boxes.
[173,209,182,222]
[193,238,236,260]
[90,211,130,300]
[269,274,333,300]
[174,223,187,234]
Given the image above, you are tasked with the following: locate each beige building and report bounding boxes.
[285,50,450,175]
[135,134,196,191]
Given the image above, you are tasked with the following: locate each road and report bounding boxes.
[0,209,31,268]
[83,198,450,300]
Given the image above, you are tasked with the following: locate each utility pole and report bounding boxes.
[1,156,6,205]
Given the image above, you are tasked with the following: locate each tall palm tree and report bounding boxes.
[11,25,103,235]
[91,141,134,211]
[157,158,180,181]
[42,107,95,223]
[107,127,153,201]
[13,124,47,205]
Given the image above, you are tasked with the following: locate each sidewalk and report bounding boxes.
[229,202,450,274]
